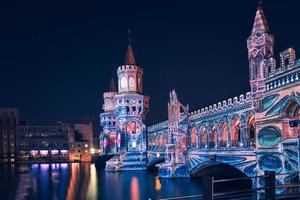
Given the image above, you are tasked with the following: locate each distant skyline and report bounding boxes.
[1,0,300,126]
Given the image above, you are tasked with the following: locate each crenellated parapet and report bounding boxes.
[147,120,168,133]
[117,65,144,75]
[188,92,252,121]
[265,48,300,92]
[103,91,116,112]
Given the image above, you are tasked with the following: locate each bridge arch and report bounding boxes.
[190,161,252,193]
[190,161,248,179]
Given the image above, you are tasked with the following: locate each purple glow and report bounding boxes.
[40,150,48,155]
[60,150,68,154]
[51,150,59,154]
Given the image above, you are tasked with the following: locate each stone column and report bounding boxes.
[205,130,209,148]
[239,126,245,148]
[215,127,219,148]
[227,123,231,147]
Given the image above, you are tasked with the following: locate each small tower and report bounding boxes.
[117,30,144,94]
[158,90,189,178]
[247,2,274,107]
[100,78,117,154]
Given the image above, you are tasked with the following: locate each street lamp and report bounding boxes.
[289,120,300,181]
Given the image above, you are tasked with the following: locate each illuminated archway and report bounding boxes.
[230,117,241,147]
[248,115,256,147]
[208,124,216,148]
[199,126,207,148]
[219,121,228,148]
[190,127,198,148]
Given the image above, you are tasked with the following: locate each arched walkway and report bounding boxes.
[199,126,207,148]
[230,117,241,147]
[219,121,228,148]
[208,125,216,148]
[190,127,198,148]
[248,115,256,147]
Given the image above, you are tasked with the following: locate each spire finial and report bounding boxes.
[258,0,263,7]
[124,29,136,65]
[128,28,131,45]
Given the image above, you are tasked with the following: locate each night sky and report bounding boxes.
[1,0,300,129]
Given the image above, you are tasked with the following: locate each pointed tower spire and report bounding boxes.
[108,77,117,92]
[252,1,270,34]
[124,29,136,65]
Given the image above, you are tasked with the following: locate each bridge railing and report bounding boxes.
[158,171,300,200]
[203,171,300,200]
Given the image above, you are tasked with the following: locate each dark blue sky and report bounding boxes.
[1,0,300,127]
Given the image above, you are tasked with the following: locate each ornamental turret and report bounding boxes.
[100,78,117,154]
[117,31,144,94]
[247,2,274,108]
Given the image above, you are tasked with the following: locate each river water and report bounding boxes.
[0,163,203,200]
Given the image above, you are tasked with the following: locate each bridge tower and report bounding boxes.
[100,78,117,154]
[250,3,300,190]
[104,31,150,171]
[247,2,274,110]
[158,90,189,178]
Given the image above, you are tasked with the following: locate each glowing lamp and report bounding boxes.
[90,148,96,154]
[132,141,136,148]
[40,150,48,155]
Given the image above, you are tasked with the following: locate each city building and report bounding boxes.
[0,108,20,163]
[17,121,70,162]
[100,34,149,171]
[68,122,94,162]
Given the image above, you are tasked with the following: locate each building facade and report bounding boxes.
[0,108,20,163]
[68,122,94,162]
[17,121,70,162]
[100,38,149,171]
[147,5,300,185]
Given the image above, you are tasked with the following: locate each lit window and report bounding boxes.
[84,144,88,148]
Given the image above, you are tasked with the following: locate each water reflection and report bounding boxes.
[0,164,203,200]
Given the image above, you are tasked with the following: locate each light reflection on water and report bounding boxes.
[0,163,203,200]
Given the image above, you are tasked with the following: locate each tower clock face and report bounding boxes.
[128,77,135,89]
[121,76,127,89]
